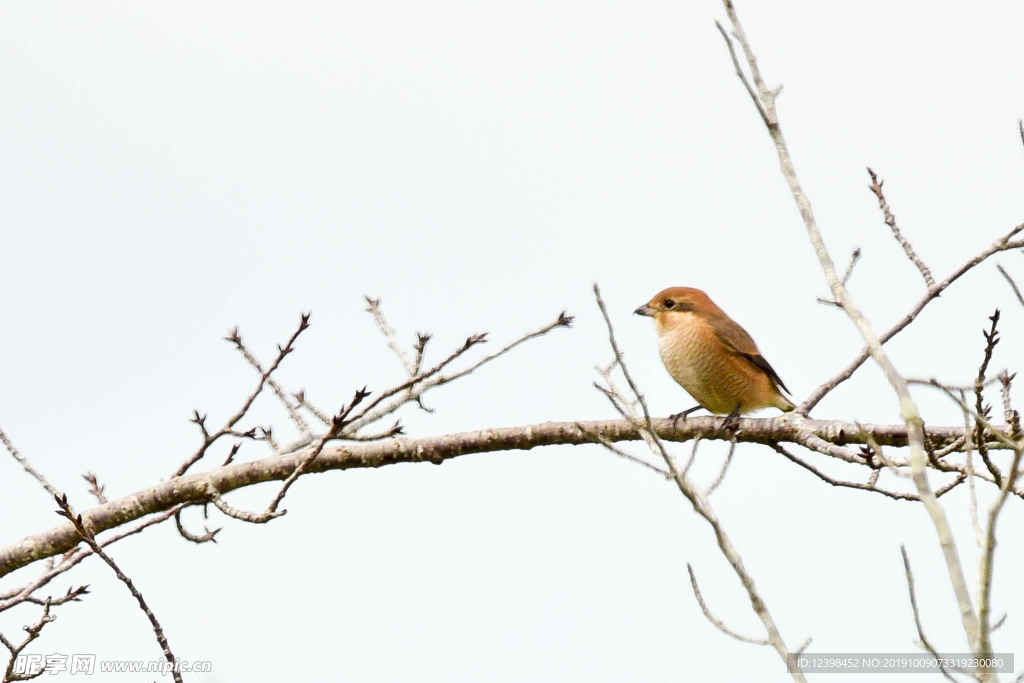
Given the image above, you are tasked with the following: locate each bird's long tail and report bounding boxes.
[775,393,796,412]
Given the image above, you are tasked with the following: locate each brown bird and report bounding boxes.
[635,287,795,419]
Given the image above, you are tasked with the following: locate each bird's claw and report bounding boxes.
[669,406,703,430]
[721,405,742,432]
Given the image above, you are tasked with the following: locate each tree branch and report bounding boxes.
[867,168,934,288]
[1,415,1016,580]
[719,0,983,662]
[800,221,1024,413]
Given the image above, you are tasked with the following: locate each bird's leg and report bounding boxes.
[670,405,704,429]
[722,404,742,431]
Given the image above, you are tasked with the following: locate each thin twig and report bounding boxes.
[575,424,671,478]
[231,332,311,438]
[962,389,984,547]
[719,0,980,656]
[682,437,702,479]
[973,310,1003,486]
[991,612,1007,632]
[0,427,58,498]
[174,313,311,478]
[714,21,770,128]
[412,332,432,376]
[263,386,374,514]
[174,508,220,544]
[867,168,934,287]
[293,390,333,428]
[14,585,89,608]
[592,283,804,682]
[771,444,919,501]
[81,472,107,505]
[997,264,1024,308]
[977,437,1024,660]
[932,435,966,459]
[53,494,182,683]
[0,504,187,614]
[2,599,54,682]
[856,421,907,477]
[818,248,862,306]
[687,563,770,645]
[998,371,1021,438]
[344,312,572,433]
[900,546,957,683]
[365,296,415,375]
[908,376,1002,393]
[706,439,736,495]
[801,222,1024,413]
[209,489,285,524]
[842,247,862,285]
[342,421,405,442]
[926,381,1020,452]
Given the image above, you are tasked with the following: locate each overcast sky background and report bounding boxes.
[2,1,1024,681]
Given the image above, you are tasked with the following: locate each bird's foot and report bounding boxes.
[669,406,703,429]
[721,405,742,432]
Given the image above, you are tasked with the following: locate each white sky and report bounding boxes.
[2,1,1024,681]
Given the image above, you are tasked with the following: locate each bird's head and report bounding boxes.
[634,287,717,326]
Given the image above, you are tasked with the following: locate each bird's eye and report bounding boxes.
[664,300,675,309]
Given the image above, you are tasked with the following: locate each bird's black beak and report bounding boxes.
[634,304,655,317]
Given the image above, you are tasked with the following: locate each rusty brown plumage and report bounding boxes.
[634,287,795,415]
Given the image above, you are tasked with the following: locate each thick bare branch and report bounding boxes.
[2,415,1018,580]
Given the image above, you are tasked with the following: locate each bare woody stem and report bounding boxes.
[719,0,982,660]
[977,441,1024,660]
[53,494,182,683]
[2,415,1006,581]
[592,285,805,682]
[800,222,1024,413]
[867,168,934,288]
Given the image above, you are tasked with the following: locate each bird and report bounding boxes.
[634,287,795,421]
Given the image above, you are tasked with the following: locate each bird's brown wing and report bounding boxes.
[710,315,791,395]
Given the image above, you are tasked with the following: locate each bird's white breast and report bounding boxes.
[656,314,714,391]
